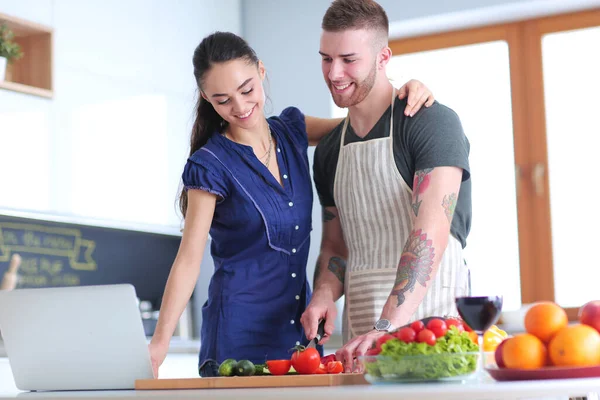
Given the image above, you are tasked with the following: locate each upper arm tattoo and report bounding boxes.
[442,193,458,223]
[322,208,336,223]
[327,256,346,285]
[391,229,435,307]
[411,168,434,217]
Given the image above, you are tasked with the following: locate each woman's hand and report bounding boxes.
[148,340,169,378]
[397,79,435,117]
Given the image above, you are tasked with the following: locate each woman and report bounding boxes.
[148,31,434,378]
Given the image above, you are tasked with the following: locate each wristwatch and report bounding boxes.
[374,319,396,332]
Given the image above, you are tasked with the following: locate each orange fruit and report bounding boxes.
[502,333,547,369]
[549,324,600,367]
[524,302,568,343]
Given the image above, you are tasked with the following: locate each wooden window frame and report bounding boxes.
[389,8,600,320]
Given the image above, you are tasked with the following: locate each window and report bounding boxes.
[542,26,600,308]
[389,8,600,318]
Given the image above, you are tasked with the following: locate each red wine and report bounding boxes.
[455,296,503,333]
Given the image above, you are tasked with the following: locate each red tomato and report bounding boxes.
[417,328,437,345]
[290,346,321,374]
[266,360,291,375]
[395,327,417,343]
[314,363,328,374]
[365,347,380,356]
[326,361,344,374]
[375,333,396,352]
[410,320,425,333]
[321,354,337,365]
[426,318,448,338]
[445,318,464,333]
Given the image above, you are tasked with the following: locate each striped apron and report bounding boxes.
[334,94,469,343]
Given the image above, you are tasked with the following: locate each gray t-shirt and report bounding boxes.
[313,98,471,248]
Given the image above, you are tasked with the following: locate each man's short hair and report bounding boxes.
[322,0,389,45]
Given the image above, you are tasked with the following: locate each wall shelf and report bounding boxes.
[0,12,53,98]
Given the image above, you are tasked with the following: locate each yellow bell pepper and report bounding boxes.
[466,325,508,352]
[483,326,508,352]
[489,325,507,336]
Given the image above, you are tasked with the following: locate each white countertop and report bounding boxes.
[1,355,599,400]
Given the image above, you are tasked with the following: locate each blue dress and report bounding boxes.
[182,107,315,367]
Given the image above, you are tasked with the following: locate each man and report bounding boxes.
[300,0,472,372]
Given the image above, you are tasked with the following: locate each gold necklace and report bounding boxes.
[225,124,273,167]
[262,126,273,167]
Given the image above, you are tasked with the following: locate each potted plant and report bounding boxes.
[0,23,23,81]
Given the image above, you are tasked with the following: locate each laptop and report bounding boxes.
[0,284,154,391]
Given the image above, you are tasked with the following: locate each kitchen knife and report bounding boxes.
[307,319,326,348]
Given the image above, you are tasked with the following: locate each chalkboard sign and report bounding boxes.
[0,213,181,308]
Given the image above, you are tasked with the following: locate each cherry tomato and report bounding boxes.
[417,328,437,345]
[410,320,425,333]
[375,333,396,352]
[290,346,321,374]
[266,360,291,375]
[365,347,380,356]
[326,361,344,374]
[395,327,417,343]
[445,318,464,333]
[426,318,448,338]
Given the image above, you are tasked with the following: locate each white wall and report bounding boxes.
[0,0,241,338]
[0,0,241,229]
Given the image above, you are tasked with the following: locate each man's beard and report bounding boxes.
[330,61,377,108]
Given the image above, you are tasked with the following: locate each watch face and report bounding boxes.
[375,319,391,331]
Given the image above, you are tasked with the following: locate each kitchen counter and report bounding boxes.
[2,378,600,400]
[0,356,598,400]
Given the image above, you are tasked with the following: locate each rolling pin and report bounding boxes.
[1,253,21,290]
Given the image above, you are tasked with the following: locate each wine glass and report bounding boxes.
[455,280,503,381]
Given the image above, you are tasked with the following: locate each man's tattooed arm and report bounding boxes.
[313,255,322,288]
[381,167,462,327]
[322,208,336,222]
[390,229,435,307]
[312,207,347,300]
[442,193,457,223]
[327,256,346,285]
[411,168,433,217]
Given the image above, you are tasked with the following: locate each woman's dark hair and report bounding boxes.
[179,32,259,218]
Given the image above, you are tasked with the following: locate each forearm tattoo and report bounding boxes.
[391,229,435,307]
[411,168,433,217]
[327,256,346,285]
[442,193,458,223]
[322,208,336,222]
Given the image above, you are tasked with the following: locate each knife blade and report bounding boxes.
[307,319,326,348]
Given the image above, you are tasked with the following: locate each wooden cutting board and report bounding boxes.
[135,373,368,390]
